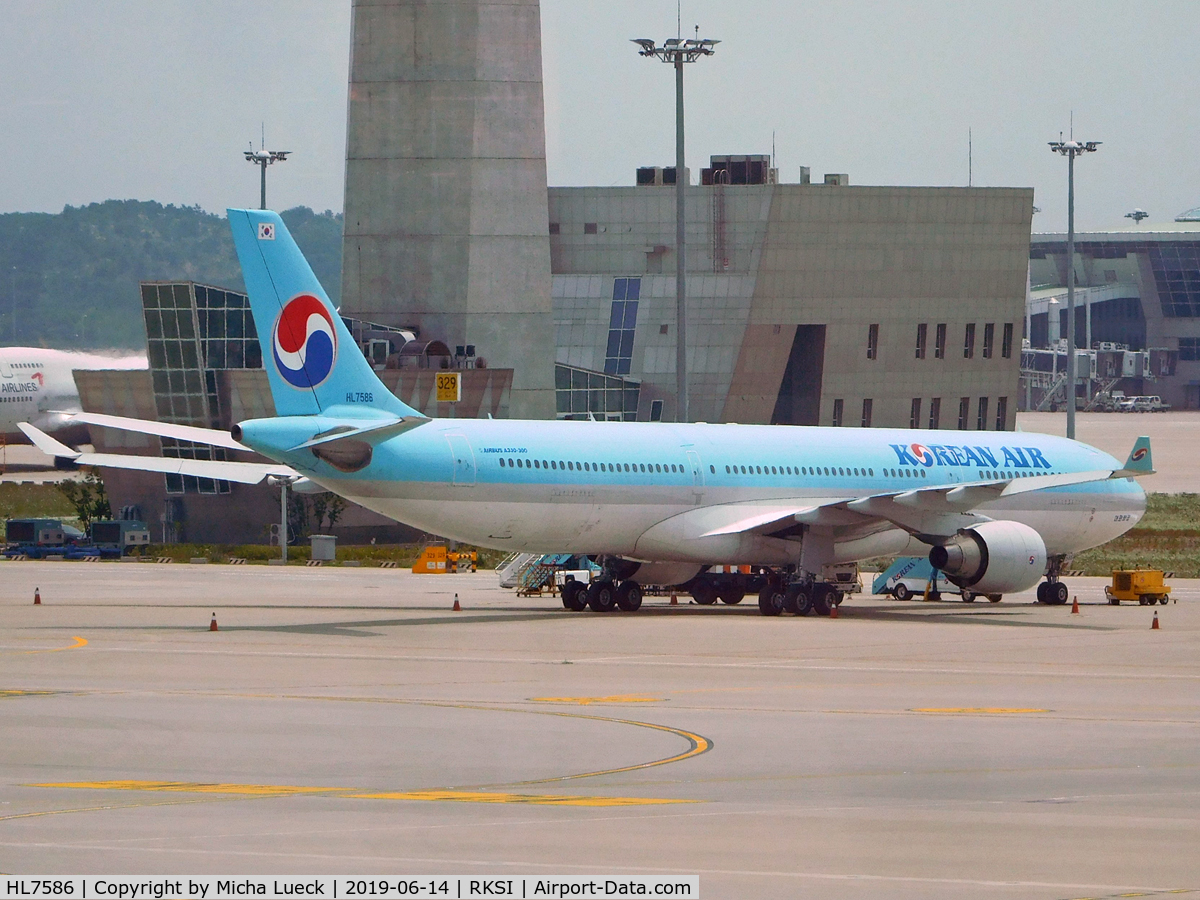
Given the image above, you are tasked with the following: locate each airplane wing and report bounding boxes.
[18,422,298,485]
[687,438,1154,544]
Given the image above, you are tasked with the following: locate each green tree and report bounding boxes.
[56,468,112,531]
[0,201,342,349]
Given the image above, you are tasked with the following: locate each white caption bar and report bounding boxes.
[0,879,700,900]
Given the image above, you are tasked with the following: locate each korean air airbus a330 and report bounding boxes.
[20,210,1152,616]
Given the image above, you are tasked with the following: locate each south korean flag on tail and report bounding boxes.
[257,222,276,240]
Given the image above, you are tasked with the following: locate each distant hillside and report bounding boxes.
[0,201,343,349]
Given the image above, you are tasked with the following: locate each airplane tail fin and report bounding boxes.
[1116,436,1154,476]
[227,209,421,420]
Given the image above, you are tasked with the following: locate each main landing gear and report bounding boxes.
[1036,555,1070,605]
[757,576,839,618]
[561,577,643,613]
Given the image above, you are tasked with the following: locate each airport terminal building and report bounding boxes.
[1027,215,1200,409]
[549,175,1031,429]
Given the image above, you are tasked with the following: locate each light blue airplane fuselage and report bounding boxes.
[238,413,1145,566]
[225,208,1146,582]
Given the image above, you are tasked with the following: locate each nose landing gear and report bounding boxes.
[1036,555,1071,605]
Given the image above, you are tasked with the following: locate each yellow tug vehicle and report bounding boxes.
[1105,568,1171,606]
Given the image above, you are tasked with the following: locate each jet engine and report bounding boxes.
[613,560,703,587]
[928,521,1047,594]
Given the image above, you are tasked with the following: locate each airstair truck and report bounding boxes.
[872,557,1002,602]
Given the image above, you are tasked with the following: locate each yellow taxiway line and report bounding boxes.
[33,781,695,807]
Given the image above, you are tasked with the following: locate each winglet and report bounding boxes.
[17,422,80,460]
[1114,436,1154,477]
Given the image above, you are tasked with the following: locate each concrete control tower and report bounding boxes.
[340,0,555,418]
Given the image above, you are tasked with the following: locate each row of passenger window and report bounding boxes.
[500,458,687,474]
[726,464,877,477]
[498,458,1049,482]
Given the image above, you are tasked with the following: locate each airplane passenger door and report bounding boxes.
[0,357,12,378]
[446,434,476,486]
[686,450,704,504]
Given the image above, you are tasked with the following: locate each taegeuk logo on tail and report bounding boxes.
[273,294,337,388]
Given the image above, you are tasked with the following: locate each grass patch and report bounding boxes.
[1072,492,1200,577]
[0,483,79,539]
[0,483,76,521]
[120,542,506,568]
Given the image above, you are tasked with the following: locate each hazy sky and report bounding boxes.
[2,0,1198,231]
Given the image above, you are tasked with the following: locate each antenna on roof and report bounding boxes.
[968,127,972,187]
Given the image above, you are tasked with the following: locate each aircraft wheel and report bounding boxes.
[587,581,617,613]
[788,585,812,616]
[811,584,834,617]
[691,583,719,605]
[892,583,911,602]
[616,581,643,612]
[1036,582,1049,604]
[1051,582,1069,605]
[561,580,586,611]
[719,591,745,605]
[758,584,786,616]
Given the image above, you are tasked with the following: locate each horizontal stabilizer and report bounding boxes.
[1114,436,1154,477]
[288,415,430,452]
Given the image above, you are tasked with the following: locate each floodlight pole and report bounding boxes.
[674,56,687,423]
[269,475,294,562]
[1049,137,1100,440]
[244,148,291,210]
[634,36,718,423]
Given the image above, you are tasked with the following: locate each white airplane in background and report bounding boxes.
[1,347,145,448]
[19,211,1153,616]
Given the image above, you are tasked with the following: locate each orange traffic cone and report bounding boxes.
[209,613,218,632]
[829,602,839,619]
[452,594,461,611]
[1151,612,1159,630]
[33,587,41,605]
[1071,596,1079,614]
[670,593,678,606]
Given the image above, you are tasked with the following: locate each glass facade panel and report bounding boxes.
[141,282,260,494]
[604,277,641,375]
[144,310,163,339]
[177,311,196,340]
[554,363,640,421]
